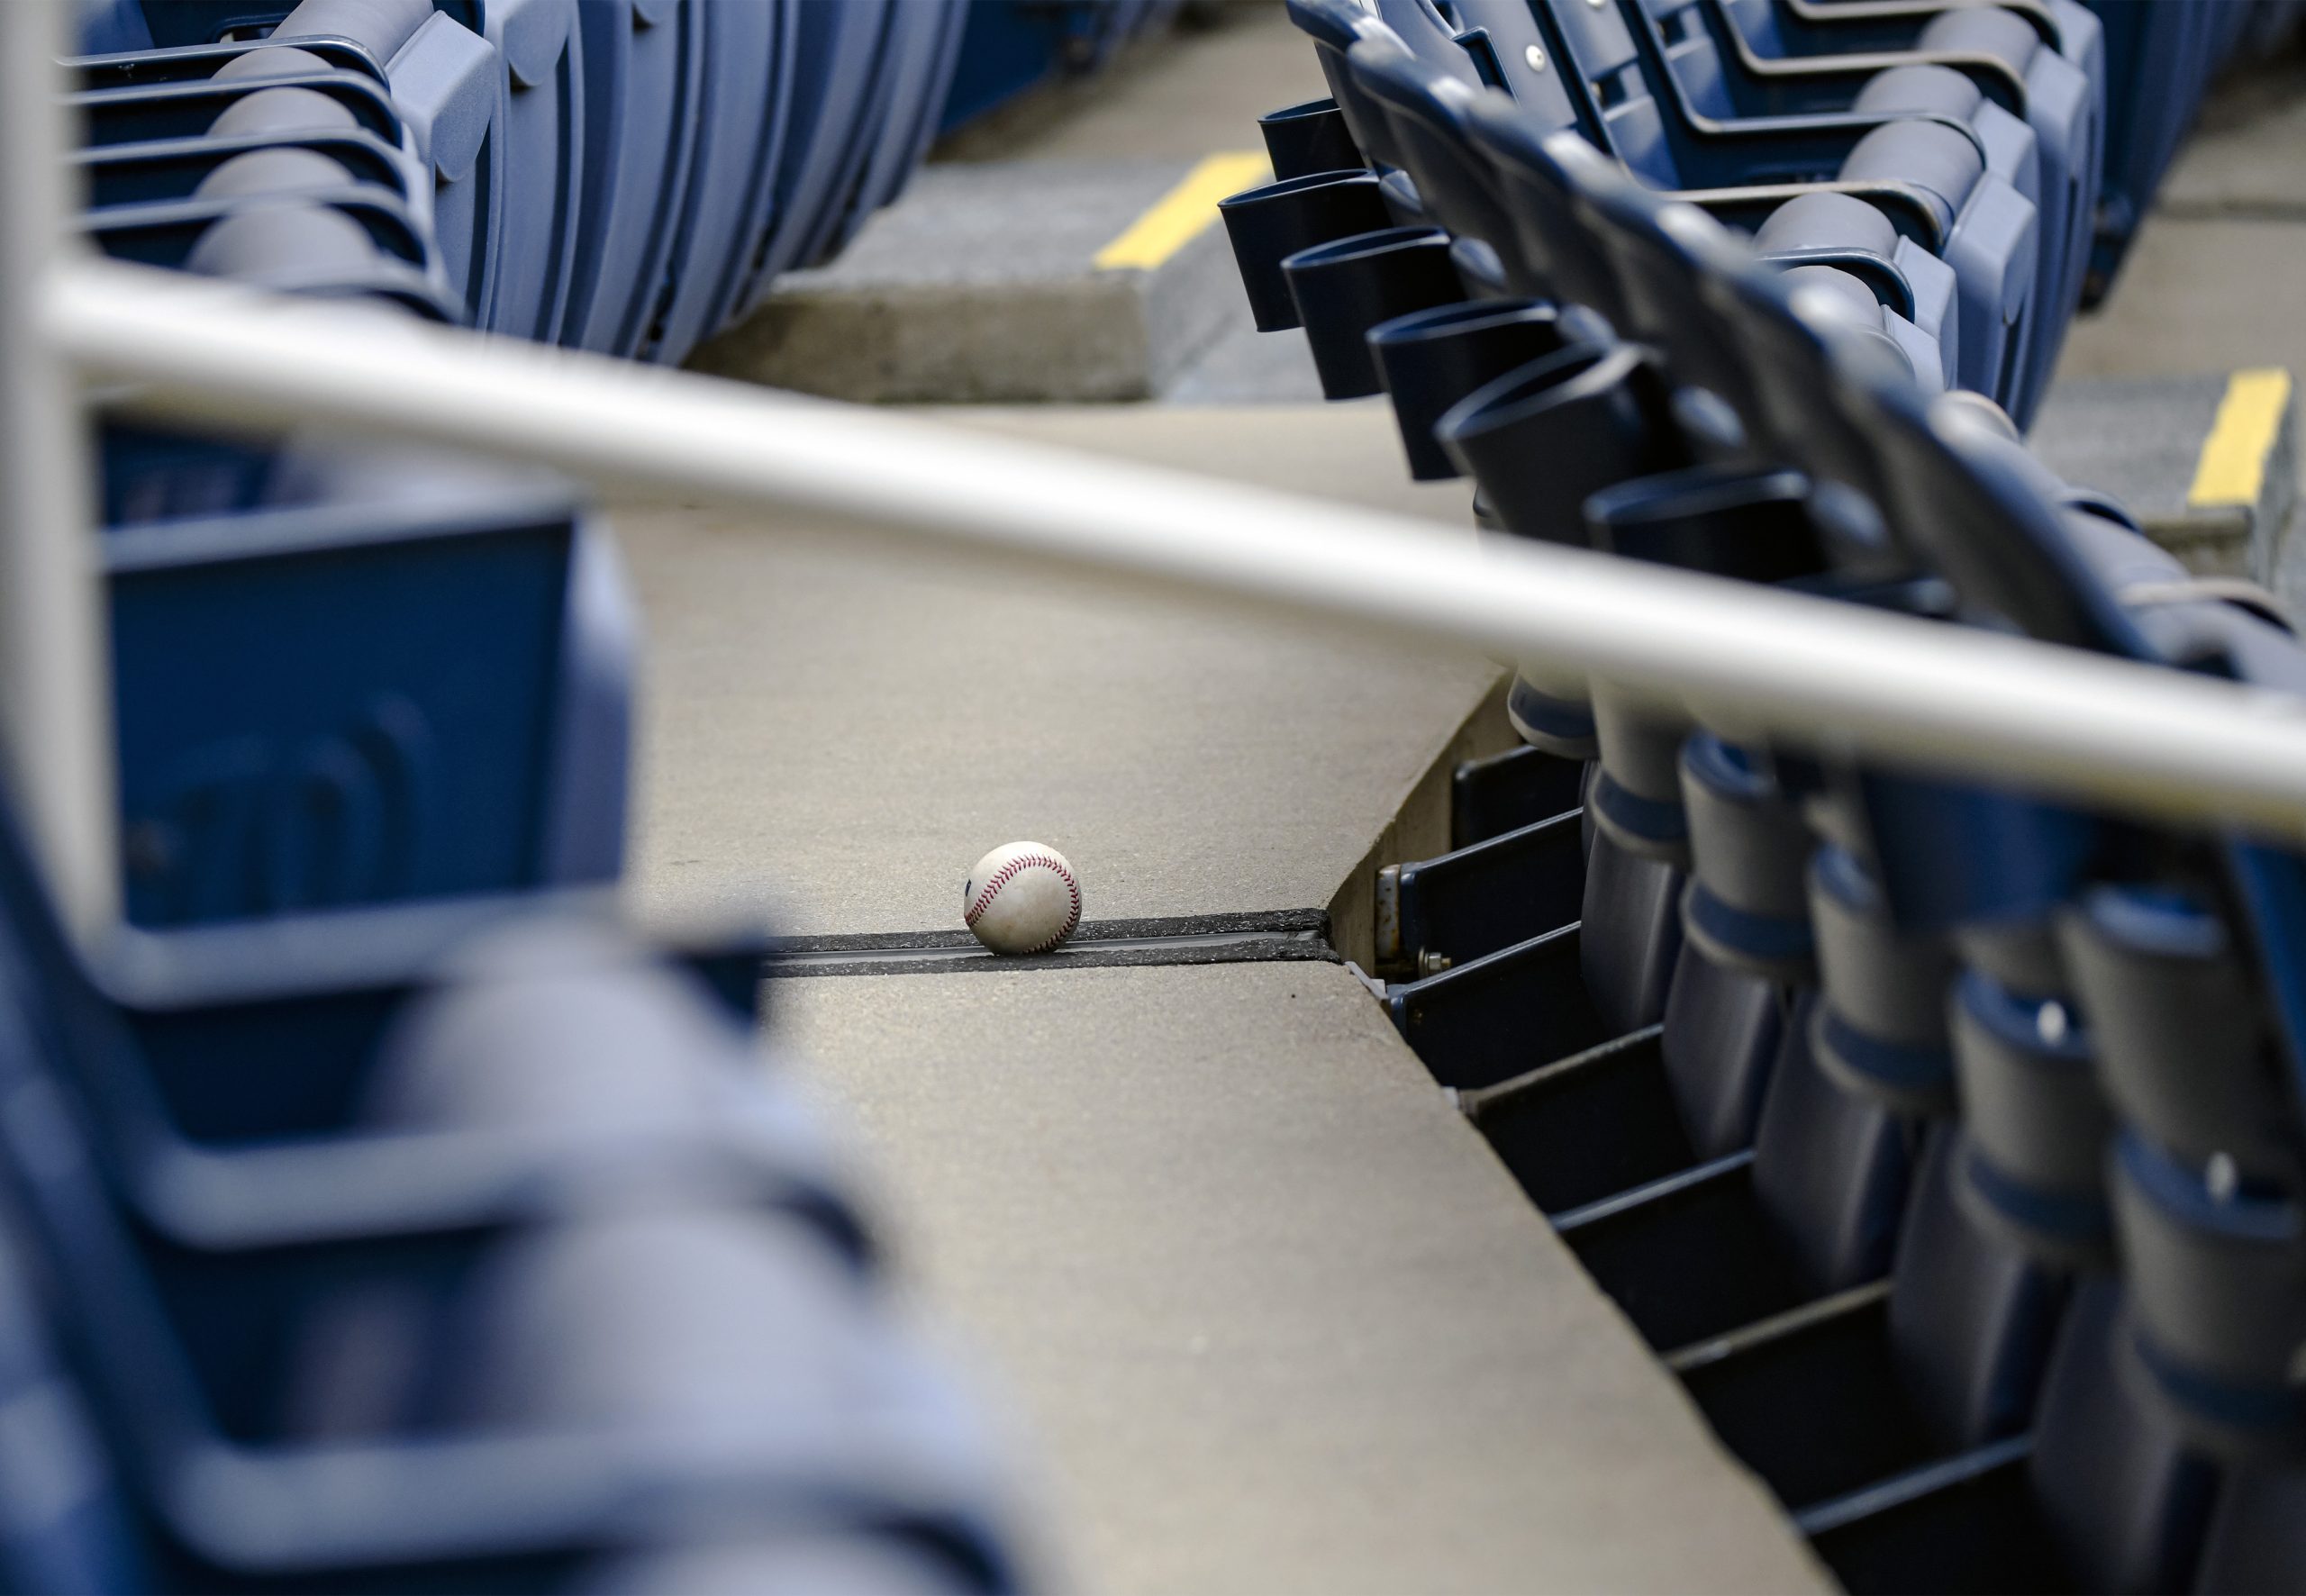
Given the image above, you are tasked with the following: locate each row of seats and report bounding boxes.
[0,827,1024,1592]
[1223,2,2306,1591]
[72,0,972,364]
[6,5,1034,1590]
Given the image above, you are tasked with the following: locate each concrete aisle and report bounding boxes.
[2056,48,2306,385]
[777,960,1827,1596]
[617,394,1826,1591]
[621,401,1499,939]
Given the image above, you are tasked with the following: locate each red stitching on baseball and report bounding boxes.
[966,849,1082,952]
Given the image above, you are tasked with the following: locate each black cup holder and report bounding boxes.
[1584,463,1826,583]
[1218,168,1389,331]
[1280,225,1464,399]
[1369,298,1597,481]
[1257,96,1361,182]
[1437,342,1689,544]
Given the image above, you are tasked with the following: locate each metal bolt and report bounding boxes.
[1524,42,1546,71]
[2036,1001,2069,1046]
[1417,950,1455,976]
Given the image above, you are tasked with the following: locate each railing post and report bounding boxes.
[0,0,117,948]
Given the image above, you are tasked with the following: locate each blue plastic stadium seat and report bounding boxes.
[0,786,1021,1591]
[1702,0,2102,369]
[639,0,793,364]
[70,4,504,322]
[102,456,631,926]
[558,0,702,353]
[449,0,586,342]
[1531,0,2041,419]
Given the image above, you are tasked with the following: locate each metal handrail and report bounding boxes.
[1,1,113,946]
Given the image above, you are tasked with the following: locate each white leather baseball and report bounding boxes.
[963,842,1082,955]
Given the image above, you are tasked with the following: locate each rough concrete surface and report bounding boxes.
[2056,50,2306,387]
[693,160,1250,403]
[2028,373,2296,576]
[778,961,1826,1596]
[620,402,1496,940]
[1167,315,1328,405]
[2156,47,2306,219]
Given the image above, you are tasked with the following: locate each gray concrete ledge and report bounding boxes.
[781,960,1827,1595]
[2030,368,2298,588]
[691,159,1254,404]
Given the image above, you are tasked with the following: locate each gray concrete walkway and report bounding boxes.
[779,961,1827,1596]
[622,401,1498,941]
[2056,47,2306,386]
[619,393,1825,1590]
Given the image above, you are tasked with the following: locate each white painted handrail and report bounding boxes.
[50,258,2306,840]
[0,2,115,945]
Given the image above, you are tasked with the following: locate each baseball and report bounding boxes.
[963,842,1083,955]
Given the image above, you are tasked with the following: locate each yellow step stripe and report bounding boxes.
[2187,367,2293,508]
[1094,151,1272,274]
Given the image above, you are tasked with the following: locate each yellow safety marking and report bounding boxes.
[2187,367,2294,508]
[1094,151,1271,273]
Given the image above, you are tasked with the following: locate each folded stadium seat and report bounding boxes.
[1581,468,1837,1150]
[1679,1122,2068,1512]
[1582,696,1693,1037]
[102,453,632,923]
[451,0,586,342]
[1810,1277,2220,1592]
[1530,0,2042,420]
[1514,119,1958,431]
[1632,0,2092,420]
[560,0,705,355]
[1357,0,1977,413]
[2086,0,2220,300]
[1665,730,1817,1156]
[71,64,431,220]
[1366,297,1615,480]
[1947,957,2117,1267]
[1557,972,1916,1351]
[1809,841,1964,1118]
[1308,15,1966,461]
[68,5,505,326]
[729,0,892,316]
[638,0,794,365]
[776,0,910,272]
[1263,0,1967,394]
[789,0,972,275]
[377,9,504,325]
[1698,0,2102,361]
[89,192,460,319]
[836,0,971,248]
[0,814,1023,1591]
[1256,91,1365,186]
